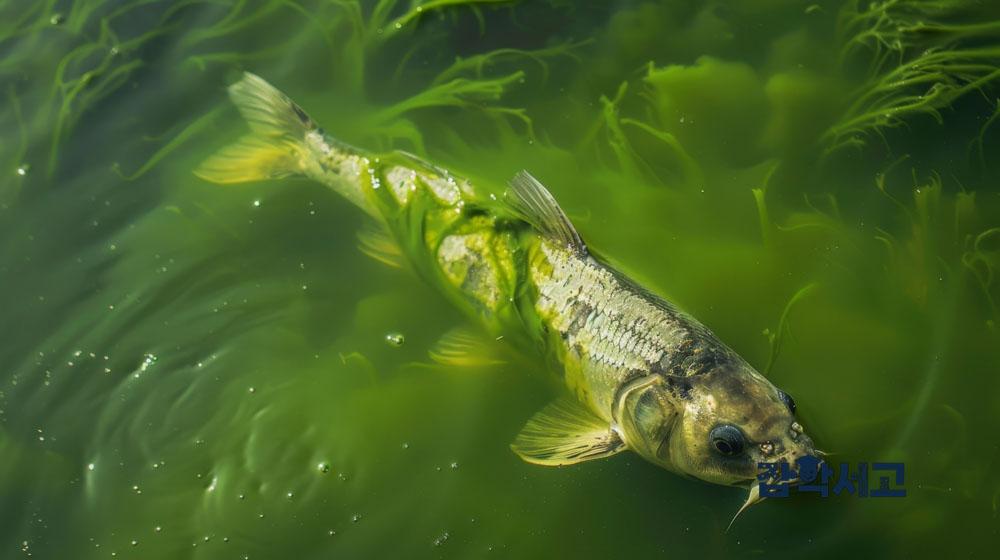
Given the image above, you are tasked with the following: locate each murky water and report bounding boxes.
[2,1,999,558]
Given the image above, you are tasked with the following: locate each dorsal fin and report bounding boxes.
[504,170,587,255]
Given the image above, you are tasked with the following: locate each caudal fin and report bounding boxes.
[195,72,316,184]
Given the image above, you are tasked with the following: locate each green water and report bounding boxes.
[2,1,1000,558]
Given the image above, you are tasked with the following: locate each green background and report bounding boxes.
[1,1,999,558]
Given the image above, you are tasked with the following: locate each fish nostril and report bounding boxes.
[789,422,804,441]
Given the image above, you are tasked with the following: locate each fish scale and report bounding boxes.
[531,242,715,415]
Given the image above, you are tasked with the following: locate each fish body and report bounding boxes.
[197,73,818,516]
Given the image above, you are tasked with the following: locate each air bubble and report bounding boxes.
[384,332,405,347]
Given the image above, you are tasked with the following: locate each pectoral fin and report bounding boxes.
[511,397,625,466]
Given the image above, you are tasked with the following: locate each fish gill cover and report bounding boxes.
[0,1,998,559]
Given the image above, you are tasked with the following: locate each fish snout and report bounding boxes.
[788,422,817,452]
[771,422,820,474]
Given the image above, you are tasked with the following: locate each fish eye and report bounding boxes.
[709,425,745,456]
[778,390,796,414]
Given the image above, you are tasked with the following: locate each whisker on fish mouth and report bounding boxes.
[726,468,817,532]
[726,483,764,533]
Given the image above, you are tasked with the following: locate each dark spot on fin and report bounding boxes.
[291,102,315,128]
[504,170,587,255]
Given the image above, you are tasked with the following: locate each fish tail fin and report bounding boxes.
[195,72,317,184]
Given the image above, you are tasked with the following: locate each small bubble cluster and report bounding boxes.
[138,354,157,375]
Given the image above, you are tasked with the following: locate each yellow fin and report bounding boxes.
[511,397,625,466]
[195,72,315,184]
[429,327,505,368]
[195,135,300,183]
[357,224,405,269]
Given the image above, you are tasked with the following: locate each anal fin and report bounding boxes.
[511,397,625,466]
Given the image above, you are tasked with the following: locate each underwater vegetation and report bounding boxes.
[1,1,999,559]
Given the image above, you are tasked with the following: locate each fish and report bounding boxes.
[196,73,819,524]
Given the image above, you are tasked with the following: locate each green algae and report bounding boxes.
[1,1,999,559]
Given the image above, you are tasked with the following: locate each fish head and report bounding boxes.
[651,363,817,487]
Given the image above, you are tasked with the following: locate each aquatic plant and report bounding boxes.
[0,0,551,193]
[762,282,819,376]
[962,227,1000,325]
[825,0,1000,154]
